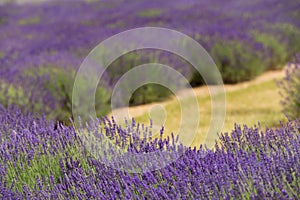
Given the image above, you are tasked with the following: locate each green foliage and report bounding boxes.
[190,24,300,85]
[209,40,264,83]
[24,66,111,124]
[0,82,29,108]
[18,16,40,25]
[5,144,89,192]
[271,23,300,57]
[251,30,288,69]
[6,150,62,192]
[108,51,143,82]
[109,51,175,106]
[189,70,206,86]
[46,67,110,123]
[130,84,172,105]
[138,9,162,18]
[42,67,75,122]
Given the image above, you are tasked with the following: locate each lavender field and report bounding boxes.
[1,0,300,122]
[0,0,300,199]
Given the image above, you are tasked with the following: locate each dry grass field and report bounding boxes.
[110,69,287,148]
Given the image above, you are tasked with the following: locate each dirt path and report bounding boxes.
[109,69,286,118]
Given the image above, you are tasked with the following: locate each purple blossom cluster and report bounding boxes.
[0,106,299,199]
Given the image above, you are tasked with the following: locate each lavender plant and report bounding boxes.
[0,106,299,199]
[278,56,300,120]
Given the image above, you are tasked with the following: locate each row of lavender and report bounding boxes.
[0,105,299,199]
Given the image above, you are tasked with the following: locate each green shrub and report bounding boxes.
[23,66,111,124]
[109,50,178,106]
[251,30,288,70]
[0,82,29,108]
[130,84,172,105]
[270,23,300,57]
[209,39,265,83]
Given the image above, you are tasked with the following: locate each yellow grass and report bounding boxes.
[127,78,287,148]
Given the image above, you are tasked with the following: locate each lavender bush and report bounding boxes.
[278,55,300,120]
[0,106,299,199]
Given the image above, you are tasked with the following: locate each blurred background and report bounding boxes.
[0,0,299,140]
